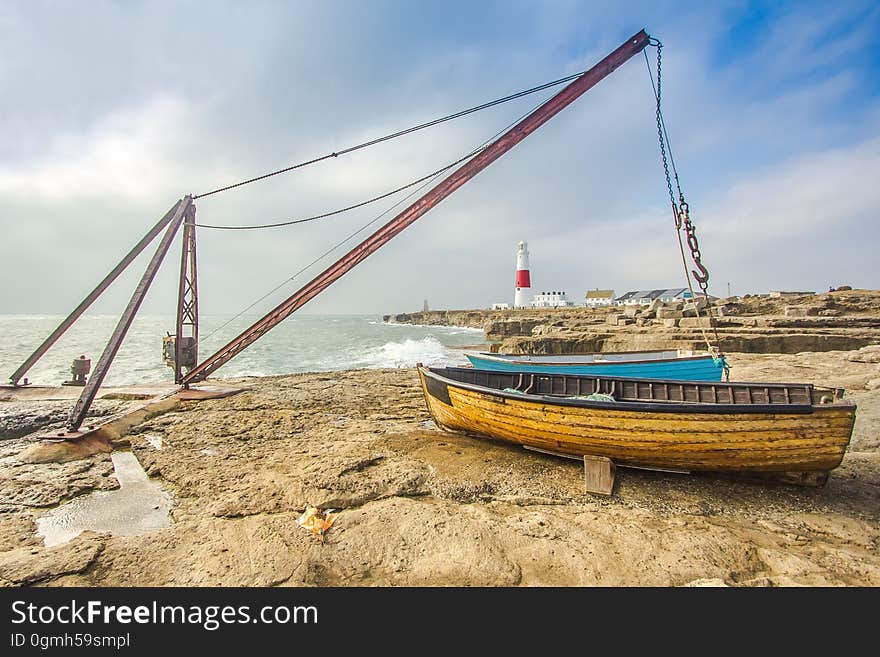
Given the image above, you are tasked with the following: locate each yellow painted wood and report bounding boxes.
[418,370,855,473]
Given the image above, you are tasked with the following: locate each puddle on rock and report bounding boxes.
[36,451,172,547]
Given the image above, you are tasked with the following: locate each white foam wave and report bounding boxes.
[354,337,464,369]
[381,322,483,332]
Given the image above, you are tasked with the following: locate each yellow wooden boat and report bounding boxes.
[417,366,856,483]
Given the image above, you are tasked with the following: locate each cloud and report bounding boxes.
[0,2,878,317]
[706,136,880,243]
[0,96,200,203]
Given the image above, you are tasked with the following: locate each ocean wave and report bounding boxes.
[353,337,465,369]
[381,322,483,332]
[228,369,268,378]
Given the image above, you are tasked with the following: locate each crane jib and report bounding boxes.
[181,29,651,384]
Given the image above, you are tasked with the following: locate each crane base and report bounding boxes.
[176,386,243,401]
[37,428,100,442]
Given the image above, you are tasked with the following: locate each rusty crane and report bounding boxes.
[10,30,660,435]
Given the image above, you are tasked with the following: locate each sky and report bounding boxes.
[1,0,878,317]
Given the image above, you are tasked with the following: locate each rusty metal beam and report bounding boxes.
[8,200,185,386]
[174,204,199,384]
[68,197,192,431]
[183,30,650,384]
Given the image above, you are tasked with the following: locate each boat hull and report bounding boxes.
[465,351,725,381]
[418,368,855,474]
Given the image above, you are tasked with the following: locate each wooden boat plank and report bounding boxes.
[451,391,852,449]
[418,367,855,475]
[460,389,855,432]
[429,399,847,471]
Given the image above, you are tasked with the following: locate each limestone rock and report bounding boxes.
[679,317,717,329]
[657,308,683,319]
[19,434,112,464]
[785,306,820,317]
[0,532,104,586]
[847,345,880,363]
[683,578,729,587]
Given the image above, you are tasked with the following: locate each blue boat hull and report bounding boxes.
[465,354,725,381]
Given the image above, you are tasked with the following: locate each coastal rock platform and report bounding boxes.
[386,289,880,356]
[1,351,879,586]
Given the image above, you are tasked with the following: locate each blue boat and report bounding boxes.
[464,349,727,382]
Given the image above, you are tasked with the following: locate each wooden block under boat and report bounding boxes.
[583,455,615,496]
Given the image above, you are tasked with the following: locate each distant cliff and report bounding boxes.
[383,309,502,329]
[383,307,587,331]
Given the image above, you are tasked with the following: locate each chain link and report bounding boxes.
[652,41,711,294]
[679,203,710,295]
[653,42,679,226]
[649,37,722,361]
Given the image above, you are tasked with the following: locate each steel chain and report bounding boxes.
[653,41,680,226]
[679,203,710,293]
[653,40,711,293]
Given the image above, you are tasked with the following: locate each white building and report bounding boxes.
[585,289,614,307]
[615,288,693,306]
[531,291,574,308]
[770,290,816,298]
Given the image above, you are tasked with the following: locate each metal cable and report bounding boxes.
[643,46,683,204]
[200,91,556,342]
[195,150,484,230]
[192,69,589,200]
[646,40,724,363]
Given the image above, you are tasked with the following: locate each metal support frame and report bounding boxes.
[68,196,192,431]
[182,29,650,384]
[174,204,199,385]
[8,200,185,386]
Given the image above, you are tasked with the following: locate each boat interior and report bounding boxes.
[427,366,846,407]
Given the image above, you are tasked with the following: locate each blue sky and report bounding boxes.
[1,0,878,315]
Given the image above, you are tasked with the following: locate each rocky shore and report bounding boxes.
[1,347,879,586]
[386,289,880,355]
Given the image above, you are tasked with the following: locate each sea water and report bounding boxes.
[0,314,483,387]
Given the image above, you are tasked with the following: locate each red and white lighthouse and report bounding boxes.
[514,241,531,308]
